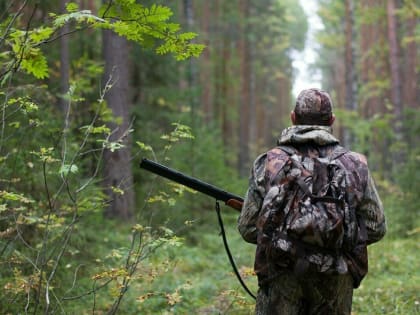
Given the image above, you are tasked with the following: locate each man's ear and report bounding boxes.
[329,114,336,126]
[291,111,297,125]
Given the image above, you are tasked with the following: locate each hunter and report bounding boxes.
[238,88,386,315]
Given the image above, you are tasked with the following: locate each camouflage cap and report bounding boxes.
[294,88,333,125]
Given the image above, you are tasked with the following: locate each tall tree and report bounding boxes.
[316,0,419,177]
[58,0,70,114]
[344,0,357,148]
[317,0,346,141]
[198,0,213,124]
[102,29,134,220]
[386,0,403,166]
[178,0,199,173]
[400,3,418,109]
[237,0,251,176]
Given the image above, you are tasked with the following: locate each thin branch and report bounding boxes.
[62,279,113,301]
[33,26,90,48]
[45,215,77,314]
[0,0,28,46]
[33,159,55,314]
[101,0,114,19]
[63,264,86,296]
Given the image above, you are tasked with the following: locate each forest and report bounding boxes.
[0,0,418,314]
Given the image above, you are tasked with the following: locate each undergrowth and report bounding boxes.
[17,202,416,315]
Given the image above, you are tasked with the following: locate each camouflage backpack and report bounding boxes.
[258,145,362,278]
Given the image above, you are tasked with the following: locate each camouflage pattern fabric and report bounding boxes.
[257,144,352,277]
[238,125,386,315]
[255,270,353,315]
[294,89,333,125]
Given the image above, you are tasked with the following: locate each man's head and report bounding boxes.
[291,88,335,126]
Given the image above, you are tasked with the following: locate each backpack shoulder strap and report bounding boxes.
[278,145,298,156]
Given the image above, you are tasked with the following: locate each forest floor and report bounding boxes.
[66,209,420,315]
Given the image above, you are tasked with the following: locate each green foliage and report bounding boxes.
[353,236,420,314]
[335,107,420,238]
[282,0,308,52]
[0,1,204,84]
[0,80,107,312]
[98,2,204,60]
[334,109,393,158]
[0,5,203,305]
[389,108,420,235]
[0,84,199,313]
[1,188,418,314]
[356,2,387,25]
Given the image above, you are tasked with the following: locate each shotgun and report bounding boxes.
[139,158,244,211]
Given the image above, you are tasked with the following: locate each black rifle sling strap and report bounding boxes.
[215,201,256,300]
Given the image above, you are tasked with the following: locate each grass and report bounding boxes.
[65,208,419,315]
[352,236,420,314]
[3,200,417,314]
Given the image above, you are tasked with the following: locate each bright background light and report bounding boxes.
[292,1,324,98]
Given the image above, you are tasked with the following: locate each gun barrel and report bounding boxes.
[140,158,243,211]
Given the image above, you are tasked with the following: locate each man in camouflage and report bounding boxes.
[238,88,386,315]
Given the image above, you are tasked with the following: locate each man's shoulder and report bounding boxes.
[251,147,291,176]
[341,149,368,167]
[253,147,290,163]
[267,146,293,158]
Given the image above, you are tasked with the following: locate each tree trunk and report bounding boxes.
[199,0,212,123]
[238,0,251,176]
[343,0,357,148]
[248,9,257,159]
[183,0,197,120]
[182,0,199,173]
[102,28,134,220]
[386,0,402,118]
[386,0,403,166]
[59,0,70,114]
[402,14,418,109]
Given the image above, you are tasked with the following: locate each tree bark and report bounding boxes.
[199,0,213,123]
[386,0,402,119]
[248,4,257,159]
[386,0,404,166]
[102,28,134,220]
[344,0,357,148]
[59,0,70,114]
[402,14,418,109]
[238,0,251,176]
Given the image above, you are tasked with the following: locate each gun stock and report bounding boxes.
[139,158,243,211]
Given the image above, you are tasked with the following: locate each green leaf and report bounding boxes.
[59,164,79,176]
[0,191,33,204]
[102,141,125,152]
[111,186,124,195]
[136,141,152,152]
[29,27,54,43]
[80,124,111,135]
[20,50,49,79]
[53,10,105,28]
[66,2,79,13]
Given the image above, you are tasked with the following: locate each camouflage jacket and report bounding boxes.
[238,125,386,285]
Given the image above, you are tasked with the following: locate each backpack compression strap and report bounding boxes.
[278,144,348,161]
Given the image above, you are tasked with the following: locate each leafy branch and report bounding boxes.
[0,1,204,83]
